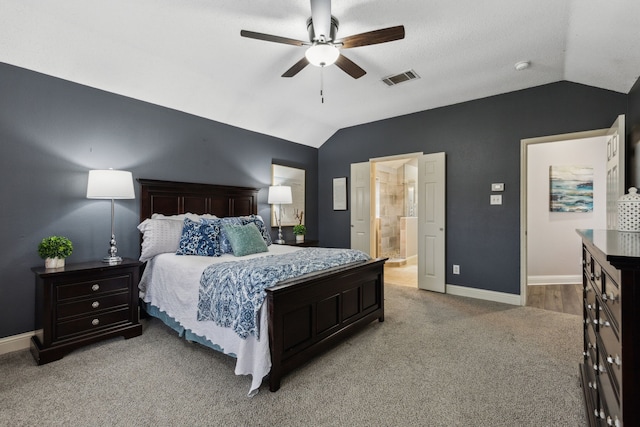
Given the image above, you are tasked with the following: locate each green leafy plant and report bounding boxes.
[37,236,73,259]
[293,224,306,236]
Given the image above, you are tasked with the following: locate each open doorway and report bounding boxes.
[520,115,625,306]
[374,157,419,288]
[351,152,446,292]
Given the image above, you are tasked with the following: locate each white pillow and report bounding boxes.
[137,218,184,262]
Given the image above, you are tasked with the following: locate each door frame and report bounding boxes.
[520,129,610,305]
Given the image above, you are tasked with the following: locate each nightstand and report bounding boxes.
[286,240,319,247]
[31,259,143,365]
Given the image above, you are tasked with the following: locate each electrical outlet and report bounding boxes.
[453,264,460,275]
[490,195,502,205]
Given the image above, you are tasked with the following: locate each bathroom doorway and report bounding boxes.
[374,157,418,287]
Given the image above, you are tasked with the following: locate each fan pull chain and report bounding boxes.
[320,67,324,104]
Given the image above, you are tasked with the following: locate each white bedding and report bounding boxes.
[138,244,302,396]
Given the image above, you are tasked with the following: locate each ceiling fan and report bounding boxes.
[240,0,405,79]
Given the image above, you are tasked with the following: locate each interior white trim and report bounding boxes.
[446,284,521,306]
[0,330,39,356]
[527,275,582,285]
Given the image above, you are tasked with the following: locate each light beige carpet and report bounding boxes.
[0,283,585,426]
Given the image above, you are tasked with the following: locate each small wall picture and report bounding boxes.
[549,165,594,212]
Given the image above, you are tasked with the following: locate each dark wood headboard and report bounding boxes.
[138,179,259,222]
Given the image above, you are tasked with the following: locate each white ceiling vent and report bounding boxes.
[382,69,420,86]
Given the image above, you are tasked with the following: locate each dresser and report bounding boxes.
[577,229,640,427]
[31,259,143,364]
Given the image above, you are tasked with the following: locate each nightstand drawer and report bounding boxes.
[57,275,130,300]
[56,307,130,340]
[57,292,130,319]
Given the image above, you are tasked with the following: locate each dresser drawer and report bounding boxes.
[56,292,129,320]
[592,264,604,295]
[583,357,600,415]
[585,323,598,364]
[601,274,621,330]
[55,308,130,340]
[598,312,621,395]
[584,281,597,311]
[596,371,621,427]
[57,275,130,300]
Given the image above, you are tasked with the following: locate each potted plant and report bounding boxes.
[293,224,306,243]
[293,209,306,243]
[38,236,73,268]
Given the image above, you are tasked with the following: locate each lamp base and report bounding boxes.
[274,239,286,245]
[102,256,123,264]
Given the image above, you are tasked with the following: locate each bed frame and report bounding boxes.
[138,179,386,392]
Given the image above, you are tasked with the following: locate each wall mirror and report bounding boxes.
[272,164,305,226]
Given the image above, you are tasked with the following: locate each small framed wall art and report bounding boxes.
[333,177,348,210]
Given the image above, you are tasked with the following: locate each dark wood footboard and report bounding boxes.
[266,257,386,392]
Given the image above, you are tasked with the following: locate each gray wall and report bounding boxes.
[0,63,318,339]
[629,77,640,131]
[317,81,627,295]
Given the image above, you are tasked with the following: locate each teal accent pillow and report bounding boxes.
[223,223,268,257]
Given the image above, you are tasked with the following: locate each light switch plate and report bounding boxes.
[490,195,502,205]
[491,183,505,192]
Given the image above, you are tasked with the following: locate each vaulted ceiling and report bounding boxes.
[2,0,639,148]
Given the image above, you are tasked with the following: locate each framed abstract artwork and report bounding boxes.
[549,165,593,212]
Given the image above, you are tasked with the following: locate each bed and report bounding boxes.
[137,179,386,395]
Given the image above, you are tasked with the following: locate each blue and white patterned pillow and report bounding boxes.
[240,215,272,246]
[176,218,221,256]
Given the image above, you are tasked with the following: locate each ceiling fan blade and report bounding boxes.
[337,25,405,49]
[282,57,310,77]
[335,54,366,79]
[310,0,332,41]
[241,30,308,46]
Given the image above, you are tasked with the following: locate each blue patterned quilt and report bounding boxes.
[197,248,370,339]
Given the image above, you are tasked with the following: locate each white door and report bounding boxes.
[418,152,446,292]
[606,115,626,229]
[350,162,373,255]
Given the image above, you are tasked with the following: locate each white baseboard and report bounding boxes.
[0,330,39,356]
[527,275,581,285]
[446,284,522,306]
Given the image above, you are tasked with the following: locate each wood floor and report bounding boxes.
[525,283,582,316]
[384,264,582,316]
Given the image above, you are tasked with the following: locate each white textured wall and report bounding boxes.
[527,136,607,281]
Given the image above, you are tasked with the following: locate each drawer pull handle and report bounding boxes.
[601,320,610,328]
[91,318,99,326]
[607,416,621,427]
[92,301,100,309]
[607,292,617,302]
[606,355,621,366]
[92,284,100,291]
[588,381,597,390]
[594,272,601,280]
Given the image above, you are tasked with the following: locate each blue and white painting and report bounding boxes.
[549,165,594,212]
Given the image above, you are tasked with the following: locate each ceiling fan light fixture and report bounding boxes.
[305,43,339,67]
